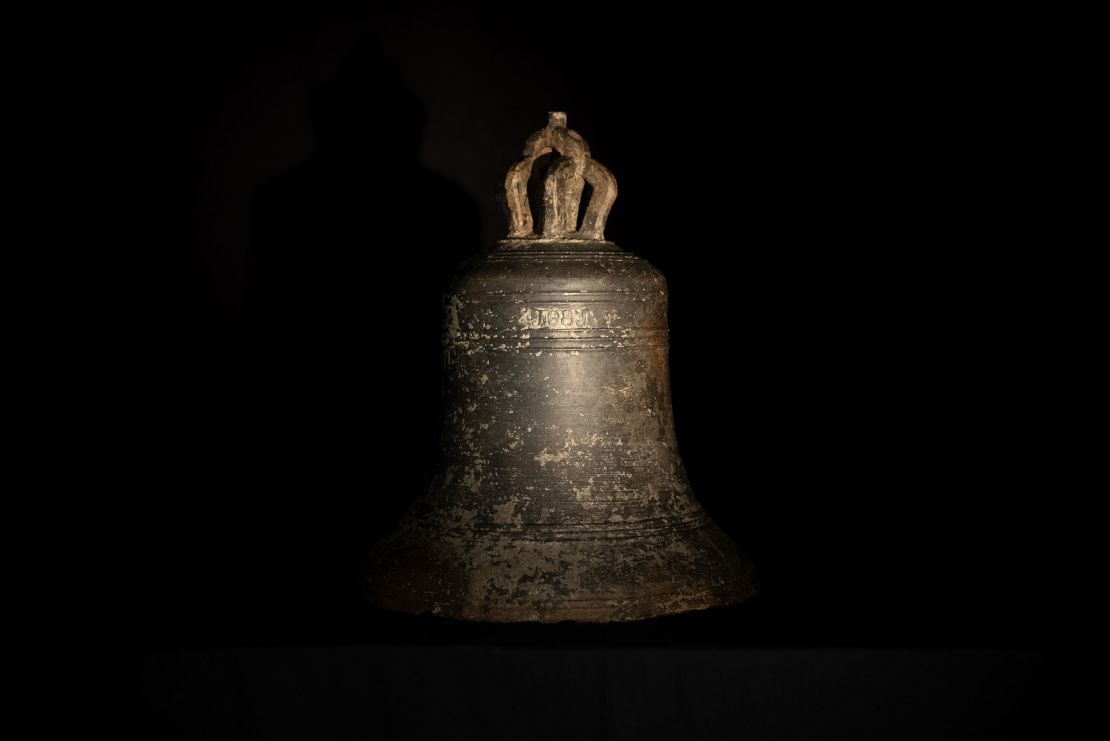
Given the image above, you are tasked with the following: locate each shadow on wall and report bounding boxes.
[244,41,480,633]
[251,41,480,342]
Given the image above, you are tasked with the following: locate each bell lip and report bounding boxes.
[364,519,760,624]
[367,575,760,624]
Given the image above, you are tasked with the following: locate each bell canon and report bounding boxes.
[365,112,758,622]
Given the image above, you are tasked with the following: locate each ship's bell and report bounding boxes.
[365,112,758,622]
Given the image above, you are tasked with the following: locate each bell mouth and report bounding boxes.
[365,519,759,623]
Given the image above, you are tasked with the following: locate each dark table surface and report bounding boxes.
[91,644,1102,741]
[62,603,1106,741]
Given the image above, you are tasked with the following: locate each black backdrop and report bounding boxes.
[53,2,1102,736]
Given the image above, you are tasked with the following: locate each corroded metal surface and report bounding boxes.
[365,113,757,622]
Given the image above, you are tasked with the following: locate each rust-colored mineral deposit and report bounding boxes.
[365,112,758,622]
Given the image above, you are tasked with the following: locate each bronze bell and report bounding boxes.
[365,112,758,622]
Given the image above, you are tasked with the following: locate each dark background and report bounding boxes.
[65,0,1100,647]
[51,2,1101,736]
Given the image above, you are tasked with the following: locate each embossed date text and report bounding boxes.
[518,306,598,329]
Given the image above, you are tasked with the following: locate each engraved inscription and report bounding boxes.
[518,306,598,329]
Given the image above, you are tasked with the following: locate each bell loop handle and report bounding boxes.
[503,112,617,241]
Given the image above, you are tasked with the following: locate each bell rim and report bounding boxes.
[365,519,759,624]
[367,572,759,624]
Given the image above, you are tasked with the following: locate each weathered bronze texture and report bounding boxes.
[365,113,757,622]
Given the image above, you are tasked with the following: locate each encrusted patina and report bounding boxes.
[365,113,758,622]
